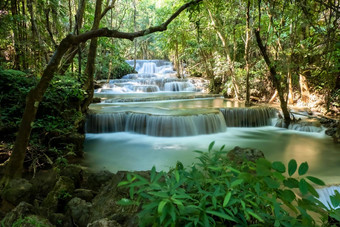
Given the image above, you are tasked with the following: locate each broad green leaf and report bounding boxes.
[330,190,340,208]
[206,210,236,222]
[158,200,168,214]
[272,161,286,173]
[208,141,215,152]
[256,158,272,176]
[149,191,169,198]
[306,176,325,186]
[299,179,308,195]
[223,192,232,207]
[283,178,299,188]
[288,159,297,176]
[279,189,296,203]
[307,182,319,197]
[298,162,309,176]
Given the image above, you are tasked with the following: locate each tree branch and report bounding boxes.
[100,0,116,19]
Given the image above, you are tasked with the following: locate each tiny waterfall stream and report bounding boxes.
[84,60,340,206]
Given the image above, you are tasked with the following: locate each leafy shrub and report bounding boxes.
[118,143,337,226]
[95,59,135,80]
[0,69,37,128]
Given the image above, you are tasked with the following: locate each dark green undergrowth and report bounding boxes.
[118,142,340,226]
[95,59,135,80]
[0,68,86,169]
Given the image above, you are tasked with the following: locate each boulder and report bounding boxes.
[1,202,35,227]
[60,164,84,188]
[48,212,72,227]
[89,172,138,225]
[87,218,121,227]
[66,197,92,227]
[30,168,58,198]
[74,189,95,202]
[1,178,33,206]
[227,146,265,164]
[41,176,75,214]
[86,170,115,191]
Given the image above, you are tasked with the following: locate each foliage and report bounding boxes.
[118,143,335,226]
[0,69,37,129]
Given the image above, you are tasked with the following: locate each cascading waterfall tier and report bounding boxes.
[95,60,197,94]
[86,111,227,137]
[220,107,277,127]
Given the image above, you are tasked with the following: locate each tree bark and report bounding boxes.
[81,0,103,112]
[245,0,251,106]
[255,29,291,126]
[1,0,203,182]
[299,72,310,104]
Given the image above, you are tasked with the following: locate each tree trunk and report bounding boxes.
[255,29,291,126]
[299,72,310,104]
[245,0,251,106]
[1,0,203,182]
[81,0,103,112]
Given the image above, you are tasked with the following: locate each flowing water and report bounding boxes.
[84,60,340,199]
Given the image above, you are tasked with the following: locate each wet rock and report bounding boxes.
[87,218,121,227]
[30,168,58,198]
[92,97,101,103]
[1,202,35,227]
[289,118,323,132]
[48,213,72,227]
[86,170,115,191]
[325,121,340,143]
[66,197,92,227]
[74,189,95,202]
[60,164,83,188]
[41,176,75,213]
[227,146,265,164]
[89,172,138,224]
[1,178,33,206]
[18,215,54,227]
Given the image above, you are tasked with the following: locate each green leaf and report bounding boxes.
[246,209,264,222]
[118,181,130,187]
[306,176,325,186]
[288,159,297,176]
[231,179,244,188]
[223,192,232,207]
[264,177,280,189]
[283,178,299,188]
[298,162,309,176]
[330,190,340,208]
[206,210,236,222]
[158,200,168,214]
[175,170,180,183]
[272,161,286,173]
[208,141,215,152]
[299,179,308,195]
[279,189,296,203]
[116,198,136,206]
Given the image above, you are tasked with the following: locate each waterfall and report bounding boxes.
[316,185,340,209]
[164,81,195,91]
[220,107,277,127]
[86,113,126,133]
[86,111,226,137]
[138,62,157,74]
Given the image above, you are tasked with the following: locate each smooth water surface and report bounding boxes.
[84,126,340,184]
